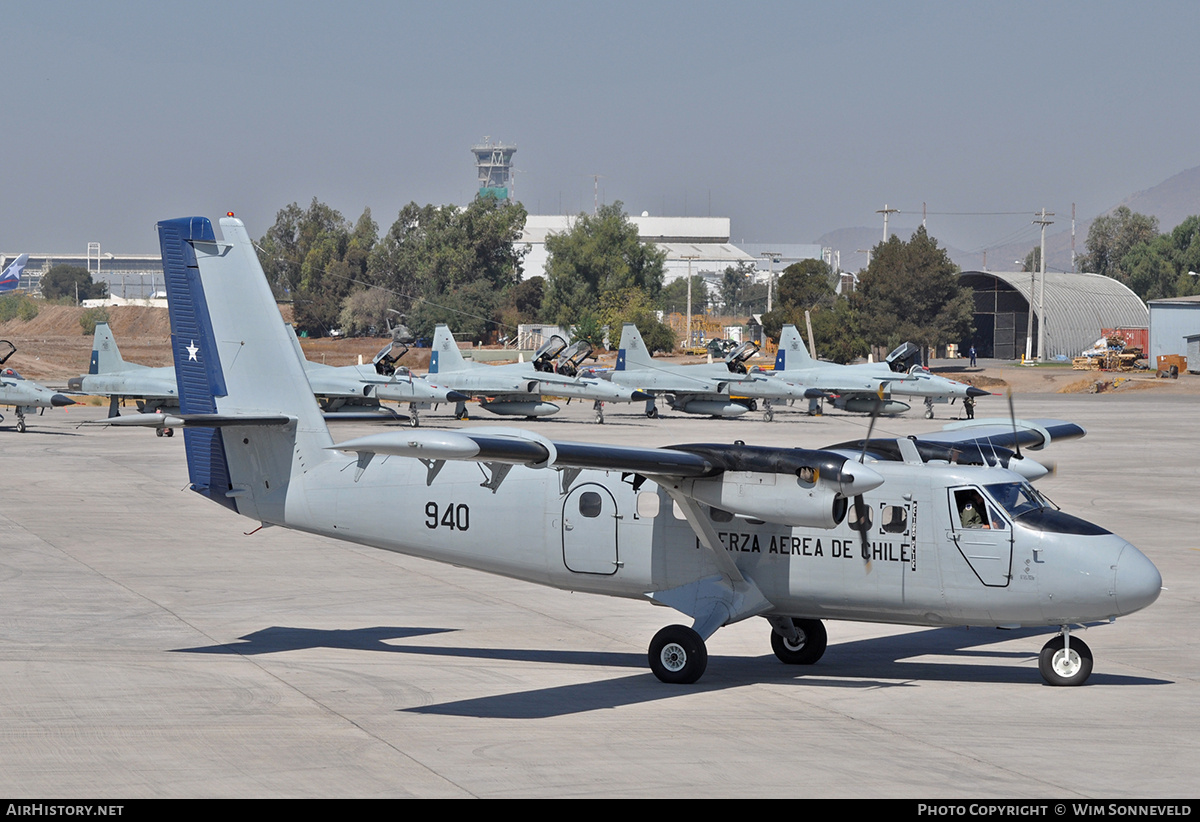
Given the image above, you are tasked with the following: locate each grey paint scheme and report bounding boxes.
[772,325,988,416]
[425,324,646,417]
[610,322,811,417]
[0,360,74,431]
[157,216,1161,684]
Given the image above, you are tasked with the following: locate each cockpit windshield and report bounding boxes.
[1,367,23,380]
[985,482,1053,519]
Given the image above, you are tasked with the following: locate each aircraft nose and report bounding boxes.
[51,393,75,407]
[1114,543,1162,615]
[966,386,990,397]
[446,390,470,403]
[631,390,653,402]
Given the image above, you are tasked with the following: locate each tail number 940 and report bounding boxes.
[426,502,470,531]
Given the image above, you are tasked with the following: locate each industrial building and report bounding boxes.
[1148,295,1200,369]
[959,270,1148,360]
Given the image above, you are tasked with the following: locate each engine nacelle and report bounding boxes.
[673,399,749,417]
[685,471,849,529]
[479,400,560,417]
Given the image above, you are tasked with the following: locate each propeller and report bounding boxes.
[853,384,886,572]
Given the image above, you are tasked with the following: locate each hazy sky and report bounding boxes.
[3,1,1198,259]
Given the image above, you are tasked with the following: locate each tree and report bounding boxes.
[719,262,755,314]
[542,202,666,325]
[852,227,973,363]
[1021,247,1041,273]
[659,275,709,315]
[600,287,676,353]
[775,259,835,310]
[256,198,369,335]
[1078,206,1159,283]
[365,197,527,340]
[1118,214,1200,300]
[40,264,107,302]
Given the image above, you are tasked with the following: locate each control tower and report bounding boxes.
[472,139,516,201]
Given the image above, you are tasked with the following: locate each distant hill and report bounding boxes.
[820,165,1200,275]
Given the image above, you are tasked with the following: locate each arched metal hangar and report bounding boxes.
[959,270,1148,360]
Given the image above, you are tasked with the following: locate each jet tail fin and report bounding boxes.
[0,254,29,292]
[616,323,654,371]
[429,325,470,374]
[88,322,131,374]
[775,324,816,371]
[156,216,332,520]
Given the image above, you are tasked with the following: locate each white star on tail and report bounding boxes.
[186,340,199,361]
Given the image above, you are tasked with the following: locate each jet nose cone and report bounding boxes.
[967,386,990,397]
[631,390,653,402]
[51,393,75,407]
[446,390,470,403]
[1115,543,1162,615]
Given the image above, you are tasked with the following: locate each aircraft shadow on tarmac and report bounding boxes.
[173,624,1169,718]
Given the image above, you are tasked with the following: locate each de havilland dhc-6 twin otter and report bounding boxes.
[118,213,1161,687]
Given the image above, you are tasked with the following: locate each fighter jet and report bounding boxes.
[772,324,989,418]
[0,340,74,432]
[71,322,462,433]
[609,322,812,418]
[424,325,649,422]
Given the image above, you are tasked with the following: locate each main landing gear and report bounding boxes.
[924,397,935,419]
[1039,629,1093,686]
[647,617,831,684]
[593,399,604,424]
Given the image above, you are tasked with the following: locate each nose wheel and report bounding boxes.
[1039,633,1093,686]
[770,618,827,665]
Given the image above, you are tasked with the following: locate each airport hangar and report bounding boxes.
[958,269,1148,360]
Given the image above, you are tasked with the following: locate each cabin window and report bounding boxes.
[636,492,660,519]
[953,488,1006,530]
[578,492,603,518]
[879,504,908,535]
[848,502,873,532]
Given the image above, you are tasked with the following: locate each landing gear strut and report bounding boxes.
[593,400,604,424]
[924,397,935,419]
[408,404,421,428]
[1039,629,1093,686]
[16,408,26,433]
[762,399,774,423]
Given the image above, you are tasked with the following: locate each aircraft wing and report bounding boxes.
[915,418,1085,451]
[328,427,885,527]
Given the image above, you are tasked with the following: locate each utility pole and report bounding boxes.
[1033,209,1054,362]
[877,204,899,242]
[760,251,780,312]
[681,255,700,350]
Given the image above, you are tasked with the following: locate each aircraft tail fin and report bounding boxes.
[88,322,130,374]
[156,216,332,520]
[429,325,469,374]
[775,324,816,371]
[616,323,654,371]
[0,254,29,292]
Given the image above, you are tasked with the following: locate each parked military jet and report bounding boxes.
[0,340,74,431]
[610,323,813,418]
[124,214,1160,688]
[70,322,463,433]
[772,325,989,418]
[424,325,649,422]
[0,254,29,292]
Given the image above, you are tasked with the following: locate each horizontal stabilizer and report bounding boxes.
[85,412,294,429]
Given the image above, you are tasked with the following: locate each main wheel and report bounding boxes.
[16,419,26,433]
[925,409,934,419]
[648,625,708,684]
[763,409,774,422]
[408,414,420,428]
[1038,635,1093,686]
[647,407,659,419]
[770,618,827,665]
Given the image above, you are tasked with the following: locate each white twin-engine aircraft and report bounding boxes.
[138,215,1160,687]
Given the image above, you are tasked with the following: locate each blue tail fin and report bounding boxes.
[156,216,331,518]
[0,254,29,292]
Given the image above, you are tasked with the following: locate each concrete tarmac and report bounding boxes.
[0,394,1194,798]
